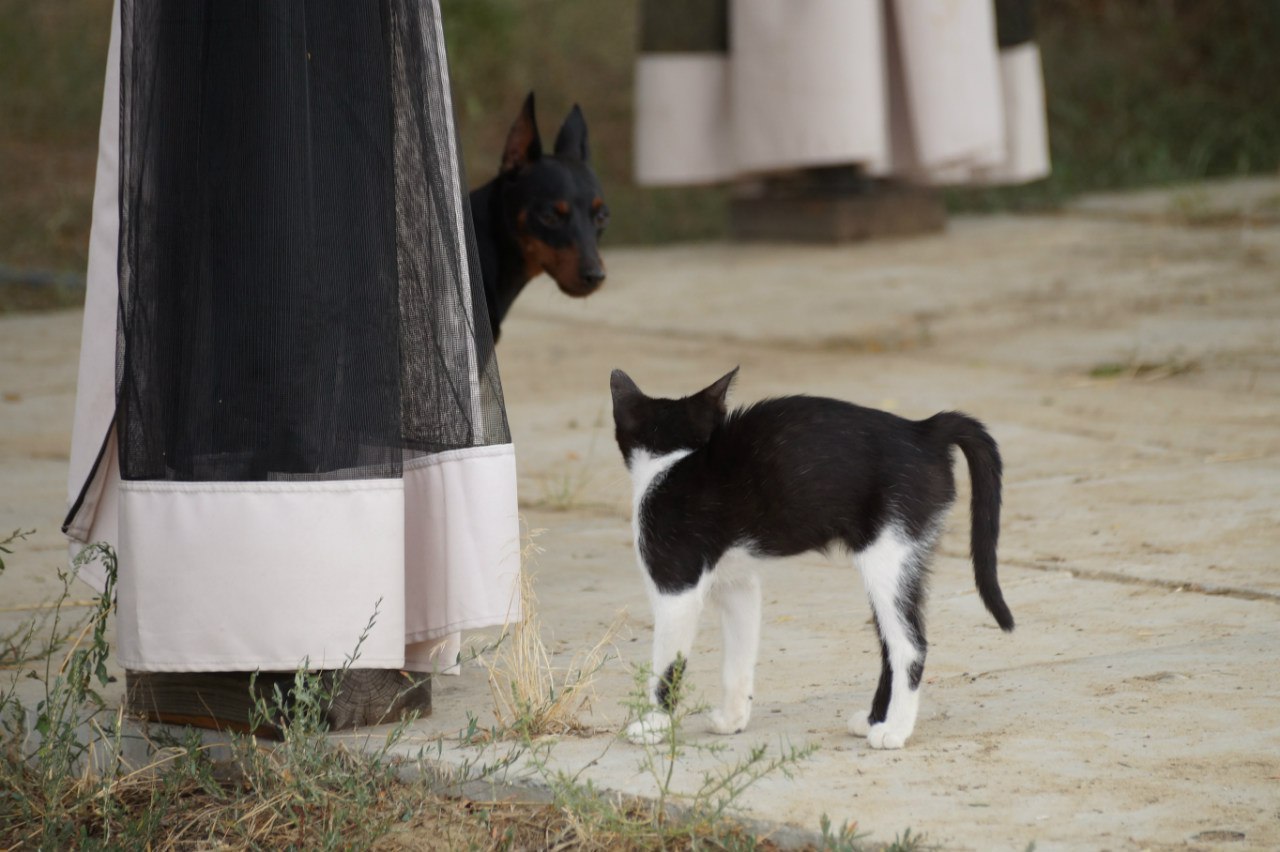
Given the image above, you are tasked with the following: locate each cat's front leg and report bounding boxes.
[707,567,760,735]
[848,640,890,737]
[626,710,673,745]
[849,649,921,750]
[625,583,705,745]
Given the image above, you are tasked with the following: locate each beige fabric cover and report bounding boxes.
[634,0,1050,187]
[66,0,521,674]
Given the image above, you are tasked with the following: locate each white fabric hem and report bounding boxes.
[404,613,515,645]
[118,478,408,671]
[107,444,520,672]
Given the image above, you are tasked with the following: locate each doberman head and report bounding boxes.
[471,93,609,341]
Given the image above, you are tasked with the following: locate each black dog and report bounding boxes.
[469,93,609,342]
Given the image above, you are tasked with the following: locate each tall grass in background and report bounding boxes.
[0,0,110,280]
[952,0,1280,210]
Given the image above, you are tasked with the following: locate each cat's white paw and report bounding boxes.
[866,722,910,750]
[625,711,673,745]
[847,713,872,737]
[708,703,751,735]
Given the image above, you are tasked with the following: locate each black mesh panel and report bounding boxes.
[117,0,508,483]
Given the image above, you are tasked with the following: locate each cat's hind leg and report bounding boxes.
[626,581,707,745]
[853,525,928,749]
[707,557,761,735]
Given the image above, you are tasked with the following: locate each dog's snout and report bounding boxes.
[580,267,606,287]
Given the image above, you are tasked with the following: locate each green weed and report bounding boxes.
[1,539,121,849]
[0,537,461,849]
[0,527,34,573]
[524,420,610,513]
[1088,355,1198,381]
[532,452,598,512]
[483,657,825,849]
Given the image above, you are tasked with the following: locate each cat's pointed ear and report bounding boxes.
[610,368,644,431]
[701,366,739,415]
[610,368,642,402]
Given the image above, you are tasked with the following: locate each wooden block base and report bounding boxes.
[126,669,431,738]
[730,169,947,243]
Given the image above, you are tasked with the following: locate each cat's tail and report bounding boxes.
[927,411,1014,632]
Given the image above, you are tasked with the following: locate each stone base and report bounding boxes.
[730,167,947,243]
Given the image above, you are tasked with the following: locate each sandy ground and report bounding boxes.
[2,178,1278,850]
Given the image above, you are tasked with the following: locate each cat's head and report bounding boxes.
[609,367,739,466]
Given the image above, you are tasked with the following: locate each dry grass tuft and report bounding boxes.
[478,527,623,740]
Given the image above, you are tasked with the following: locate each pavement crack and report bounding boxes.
[995,555,1280,604]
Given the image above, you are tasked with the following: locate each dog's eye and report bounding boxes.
[538,209,566,228]
[594,207,610,228]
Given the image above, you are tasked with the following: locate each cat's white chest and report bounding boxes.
[626,448,693,562]
[628,448,692,509]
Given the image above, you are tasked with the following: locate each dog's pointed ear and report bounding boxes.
[610,368,644,429]
[700,366,739,415]
[554,104,590,162]
[501,92,542,174]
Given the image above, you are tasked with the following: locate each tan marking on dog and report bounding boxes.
[516,210,593,295]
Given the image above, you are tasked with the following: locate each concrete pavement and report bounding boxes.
[2,177,1277,849]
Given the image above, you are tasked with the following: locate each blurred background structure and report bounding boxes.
[3,0,1280,303]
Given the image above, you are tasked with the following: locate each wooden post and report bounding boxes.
[126,669,431,737]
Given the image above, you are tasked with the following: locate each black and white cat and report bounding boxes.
[610,367,1013,750]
